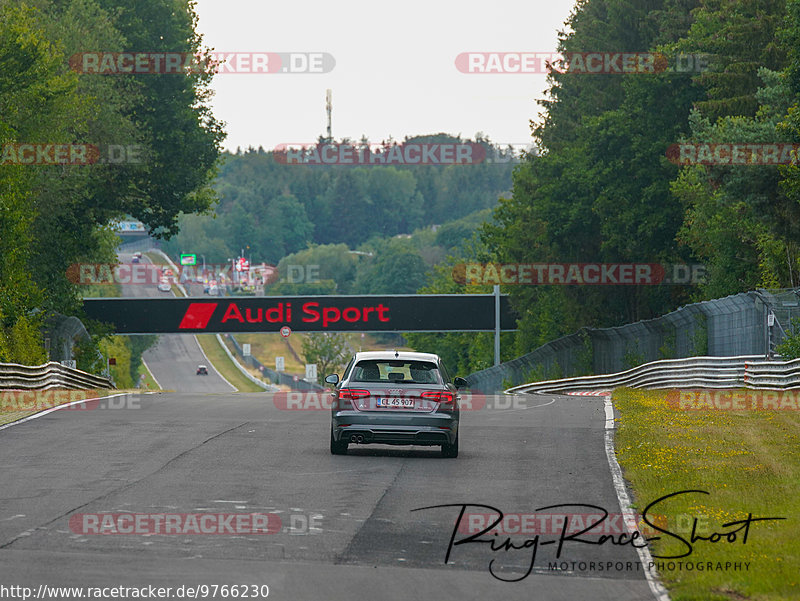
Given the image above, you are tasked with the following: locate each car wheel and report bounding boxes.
[441,433,459,458]
[330,428,348,455]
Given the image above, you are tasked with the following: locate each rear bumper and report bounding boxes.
[332,410,458,445]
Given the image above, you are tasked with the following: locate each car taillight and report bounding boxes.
[339,388,370,400]
[421,391,455,406]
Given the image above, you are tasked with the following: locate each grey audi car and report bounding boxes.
[326,350,466,458]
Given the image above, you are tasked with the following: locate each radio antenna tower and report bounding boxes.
[326,89,332,143]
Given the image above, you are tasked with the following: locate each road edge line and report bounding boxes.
[140,356,162,390]
[148,249,188,297]
[194,335,237,392]
[215,334,278,391]
[603,394,670,601]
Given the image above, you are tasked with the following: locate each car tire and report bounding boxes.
[330,428,348,455]
[441,433,458,458]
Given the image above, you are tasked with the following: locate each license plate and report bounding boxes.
[377,397,414,408]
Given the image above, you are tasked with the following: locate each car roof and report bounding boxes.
[352,350,440,363]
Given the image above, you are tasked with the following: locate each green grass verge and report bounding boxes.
[614,388,800,601]
[137,360,161,390]
[144,251,166,265]
[0,389,115,426]
[195,334,263,393]
[235,331,413,376]
[81,281,122,298]
[144,251,184,296]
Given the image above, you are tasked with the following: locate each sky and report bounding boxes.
[193,0,578,153]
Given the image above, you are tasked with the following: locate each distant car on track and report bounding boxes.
[157,278,171,292]
[327,350,465,457]
[196,365,209,376]
[132,251,142,264]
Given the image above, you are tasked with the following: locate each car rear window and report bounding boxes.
[351,360,442,384]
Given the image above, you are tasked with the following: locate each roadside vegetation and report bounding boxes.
[136,360,160,390]
[174,0,800,377]
[0,0,223,367]
[0,389,117,427]
[160,140,513,266]
[479,0,800,353]
[7,0,800,382]
[195,334,263,393]
[614,388,800,600]
[227,331,411,384]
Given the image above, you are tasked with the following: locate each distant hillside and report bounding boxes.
[161,134,519,264]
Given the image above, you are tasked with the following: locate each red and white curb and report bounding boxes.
[565,390,611,396]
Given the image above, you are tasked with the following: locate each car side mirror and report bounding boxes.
[453,377,468,389]
[325,374,339,385]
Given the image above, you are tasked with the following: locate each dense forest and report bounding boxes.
[5,0,800,380]
[160,136,516,265]
[414,0,800,374]
[0,0,223,371]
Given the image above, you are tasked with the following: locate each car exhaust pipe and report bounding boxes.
[350,435,358,443]
[356,435,364,443]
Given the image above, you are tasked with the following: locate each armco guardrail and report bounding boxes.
[506,355,800,394]
[224,334,324,392]
[743,358,800,388]
[466,288,800,393]
[0,361,114,390]
[215,334,280,392]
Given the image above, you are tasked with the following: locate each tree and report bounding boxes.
[1,0,224,367]
[353,240,429,294]
[0,2,74,360]
[302,333,350,384]
[480,0,716,356]
[92,0,226,237]
[776,318,800,358]
[6,315,47,366]
[266,244,359,294]
[676,0,788,121]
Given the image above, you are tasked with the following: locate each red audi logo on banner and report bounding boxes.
[179,303,218,329]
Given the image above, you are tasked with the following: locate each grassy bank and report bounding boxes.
[234,331,412,377]
[137,359,161,390]
[613,388,800,600]
[195,334,263,392]
[0,390,120,426]
[144,251,184,296]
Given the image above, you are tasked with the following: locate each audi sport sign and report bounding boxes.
[82,295,516,334]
